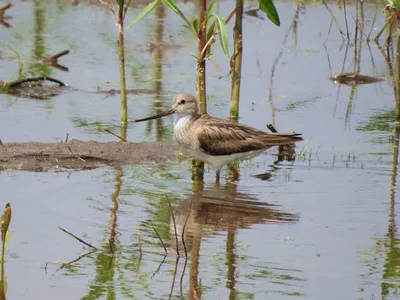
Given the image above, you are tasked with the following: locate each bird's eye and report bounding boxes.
[179,99,186,105]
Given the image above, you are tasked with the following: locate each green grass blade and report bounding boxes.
[128,0,161,27]
[206,0,216,17]
[164,0,196,35]
[259,0,280,26]
[212,13,229,57]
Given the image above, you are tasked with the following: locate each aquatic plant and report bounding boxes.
[0,203,11,299]
[132,0,280,115]
[99,0,131,139]
[230,0,279,120]
[132,0,230,114]
[375,0,400,44]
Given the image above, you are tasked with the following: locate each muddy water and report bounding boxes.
[0,0,399,299]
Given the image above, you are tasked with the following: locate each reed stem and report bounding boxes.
[193,0,208,179]
[117,1,128,138]
[230,0,243,121]
[196,0,207,114]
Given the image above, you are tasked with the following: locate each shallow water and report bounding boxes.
[1,0,399,299]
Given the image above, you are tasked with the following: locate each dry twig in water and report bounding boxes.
[104,128,128,142]
[66,145,86,162]
[58,226,99,250]
[151,254,167,278]
[168,257,180,300]
[0,3,11,17]
[43,50,70,62]
[179,258,188,297]
[169,200,180,256]
[181,198,193,257]
[322,0,344,43]
[57,250,96,271]
[343,0,350,40]
[153,227,167,253]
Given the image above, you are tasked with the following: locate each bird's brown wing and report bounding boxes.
[196,121,303,156]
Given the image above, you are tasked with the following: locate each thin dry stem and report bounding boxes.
[322,0,344,43]
[374,13,393,42]
[199,7,238,61]
[181,198,193,257]
[151,254,167,278]
[104,128,128,142]
[0,3,11,17]
[179,257,188,297]
[124,0,132,16]
[366,2,378,41]
[153,227,167,253]
[57,250,96,271]
[43,50,70,61]
[343,0,350,40]
[58,226,99,250]
[168,257,179,300]
[98,0,114,13]
[66,145,86,162]
[169,201,180,257]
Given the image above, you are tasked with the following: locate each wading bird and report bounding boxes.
[134,93,303,182]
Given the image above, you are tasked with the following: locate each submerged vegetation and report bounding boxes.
[357,109,396,132]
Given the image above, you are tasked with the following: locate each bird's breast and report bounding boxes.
[173,115,193,145]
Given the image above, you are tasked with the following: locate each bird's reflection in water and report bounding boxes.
[169,183,299,253]
[161,183,300,299]
[163,183,299,299]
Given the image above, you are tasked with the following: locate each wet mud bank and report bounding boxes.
[0,140,178,171]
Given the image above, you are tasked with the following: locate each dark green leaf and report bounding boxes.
[128,0,161,27]
[259,0,280,26]
[206,20,216,40]
[212,13,228,57]
[205,20,216,57]
[116,0,124,8]
[192,19,199,35]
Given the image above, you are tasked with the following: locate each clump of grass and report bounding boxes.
[296,139,313,162]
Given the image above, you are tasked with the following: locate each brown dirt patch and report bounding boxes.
[0,140,179,172]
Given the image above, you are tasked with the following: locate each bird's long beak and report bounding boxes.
[134,108,176,122]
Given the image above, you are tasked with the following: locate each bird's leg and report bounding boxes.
[229,165,240,181]
[215,170,221,184]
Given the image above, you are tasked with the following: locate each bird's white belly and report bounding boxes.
[182,147,266,171]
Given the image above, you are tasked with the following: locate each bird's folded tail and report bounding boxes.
[265,132,303,145]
